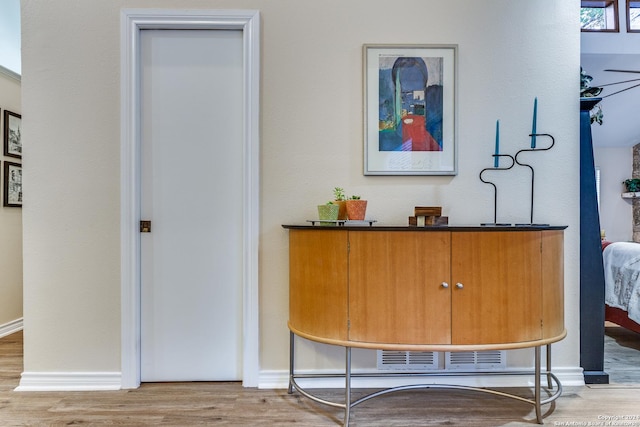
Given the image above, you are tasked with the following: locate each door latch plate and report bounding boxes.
[140,220,151,233]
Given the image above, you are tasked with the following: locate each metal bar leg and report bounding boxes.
[546,344,552,389]
[288,331,295,394]
[344,347,352,427]
[535,346,542,424]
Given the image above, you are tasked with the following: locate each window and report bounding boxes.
[581,0,619,32]
[627,0,640,31]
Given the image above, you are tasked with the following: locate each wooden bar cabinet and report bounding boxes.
[283,225,566,426]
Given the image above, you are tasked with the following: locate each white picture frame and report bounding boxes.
[364,44,457,175]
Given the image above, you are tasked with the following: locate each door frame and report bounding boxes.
[120,9,260,389]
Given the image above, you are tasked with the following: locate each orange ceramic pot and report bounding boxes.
[346,200,367,220]
[334,200,347,220]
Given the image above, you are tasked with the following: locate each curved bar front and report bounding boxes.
[289,322,567,352]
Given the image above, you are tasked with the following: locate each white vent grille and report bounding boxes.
[377,351,439,370]
[377,350,506,371]
[445,350,506,371]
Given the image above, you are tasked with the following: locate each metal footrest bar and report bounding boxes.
[289,376,347,409]
[351,378,561,407]
[288,332,562,426]
[289,371,562,424]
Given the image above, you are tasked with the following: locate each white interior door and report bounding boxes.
[140,29,244,382]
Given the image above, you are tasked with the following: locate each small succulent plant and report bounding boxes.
[624,178,640,192]
[580,67,604,125]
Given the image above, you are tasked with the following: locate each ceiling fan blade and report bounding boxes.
[604,69,640,73]
[602,81,640,98]
[597,77,640,87]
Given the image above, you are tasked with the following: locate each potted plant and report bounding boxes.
[580,67,604,125]
[623,178,640,193]
[345,195,367,220]
[332,187,347,220]
[317,201,340,225]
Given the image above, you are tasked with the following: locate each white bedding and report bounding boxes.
[603,241,640,324]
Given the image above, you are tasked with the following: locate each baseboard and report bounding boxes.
[13,367,584,391]
[258,366,585,389]
[0,317,23,338]
[15,372,122,391]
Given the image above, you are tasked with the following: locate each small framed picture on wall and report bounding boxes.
[3,110,22,159]
[4,161,22,207]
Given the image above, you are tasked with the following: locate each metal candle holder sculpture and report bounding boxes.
[479,99,555,226]
[479,154,515,226]
[514,133,555,225]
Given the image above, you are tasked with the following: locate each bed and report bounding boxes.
[603,241,640,334]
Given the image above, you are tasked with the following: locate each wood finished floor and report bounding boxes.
[605,322,640,384]
[2,331,640,426]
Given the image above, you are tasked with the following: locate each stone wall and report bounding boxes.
[633,144,640,242]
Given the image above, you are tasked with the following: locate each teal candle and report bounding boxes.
[494,120,500,168]
[531,97,537,148]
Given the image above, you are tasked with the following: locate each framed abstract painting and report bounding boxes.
[363,44,457,175]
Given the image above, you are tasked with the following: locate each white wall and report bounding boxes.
[594,146,633,242]
[0,71,23,335]
[21,0,581,384]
